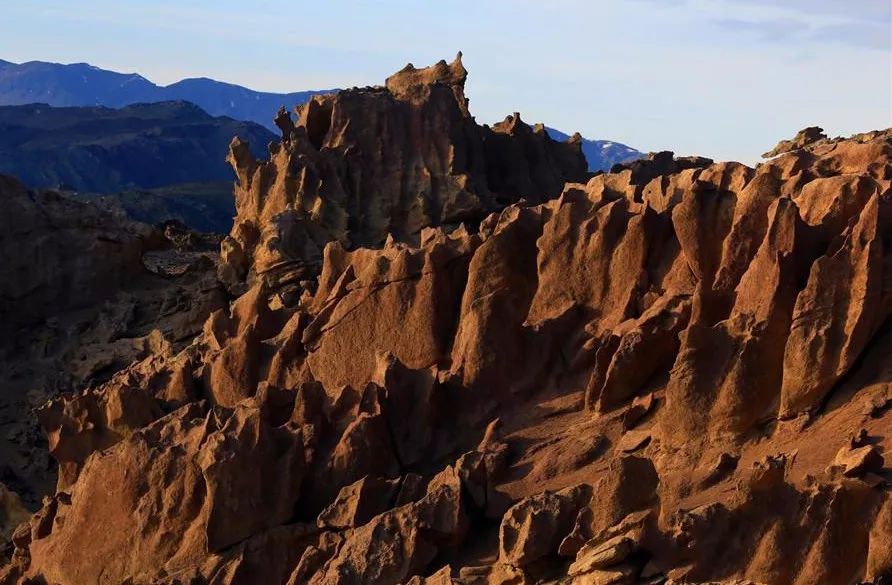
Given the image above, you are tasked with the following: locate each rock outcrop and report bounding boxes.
[219,52,589,295]
[2,58,891,585]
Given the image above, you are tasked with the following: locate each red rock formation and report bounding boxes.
[2,58,892,585]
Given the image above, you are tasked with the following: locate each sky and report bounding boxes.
[3,0,890,163]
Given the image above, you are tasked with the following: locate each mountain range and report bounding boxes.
[0,58,333,132]
[0,59,641,172]
[0,101,274,193]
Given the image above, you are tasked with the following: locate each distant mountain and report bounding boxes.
[0,58,643,232]
[0,59,159,107]
[0,59,642,170]
[0,101,275,193]
[0,59,334,131]
[545,127,642,172]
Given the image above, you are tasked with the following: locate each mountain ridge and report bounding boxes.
[545,126,642,171]
[0,100,275,193]
[0,58,642,170]
[0,58,336,131]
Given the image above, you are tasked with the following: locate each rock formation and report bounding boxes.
[1,58,891,585]
[219,52,589,296]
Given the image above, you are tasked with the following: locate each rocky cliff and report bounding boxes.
[1,59,891,585]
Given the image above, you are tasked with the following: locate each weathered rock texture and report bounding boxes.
[219,53,589,296]
[2,59,892,585]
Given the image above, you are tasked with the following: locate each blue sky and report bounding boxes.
[3,0,890,162]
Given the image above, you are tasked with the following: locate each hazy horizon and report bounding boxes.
[4,0,890,163]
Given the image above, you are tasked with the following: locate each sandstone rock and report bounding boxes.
[563,509,650,564]
[316,475,400,529]
[21,402,306,584]
[622,393,655,430]
[374,354,442,467]
[302,236,473,392]
[780,194,890,417]
[284,531,343,585]
[0,175,224,502]
[663,196,805,445]
[568,534,636,575]
[762,126,828,158]
[220,53,587,295]
[589,297,691,412]
[830,444,884,478]
[448,205,543,400]
[699,452,739,488]
[420,465,469,544]
[308,504,439,584]
[307,473,466,584]
[402,565,454,585]
[487,563,529,585]
[616,430,652,454]
[327,412,401,496]
[866,493,892,582]
[498,485,590,567]
[570,565,636,585]
[395,473,428,507]
[0,483,30,545]
[864,389,892,417]
[453,418,510,518]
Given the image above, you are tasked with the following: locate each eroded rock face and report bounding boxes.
[762,126,828,158]
[219,52,589,296]
[3,59,892,585]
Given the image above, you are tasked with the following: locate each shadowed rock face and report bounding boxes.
[0,176,226,506]
[2,57,892,585]
[0,175,147,337]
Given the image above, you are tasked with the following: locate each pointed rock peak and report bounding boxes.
[762,126,828,158]
[385,52,468,99]
[492,112,530,135]
[227,136,258,186]
[274,105,295,140]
